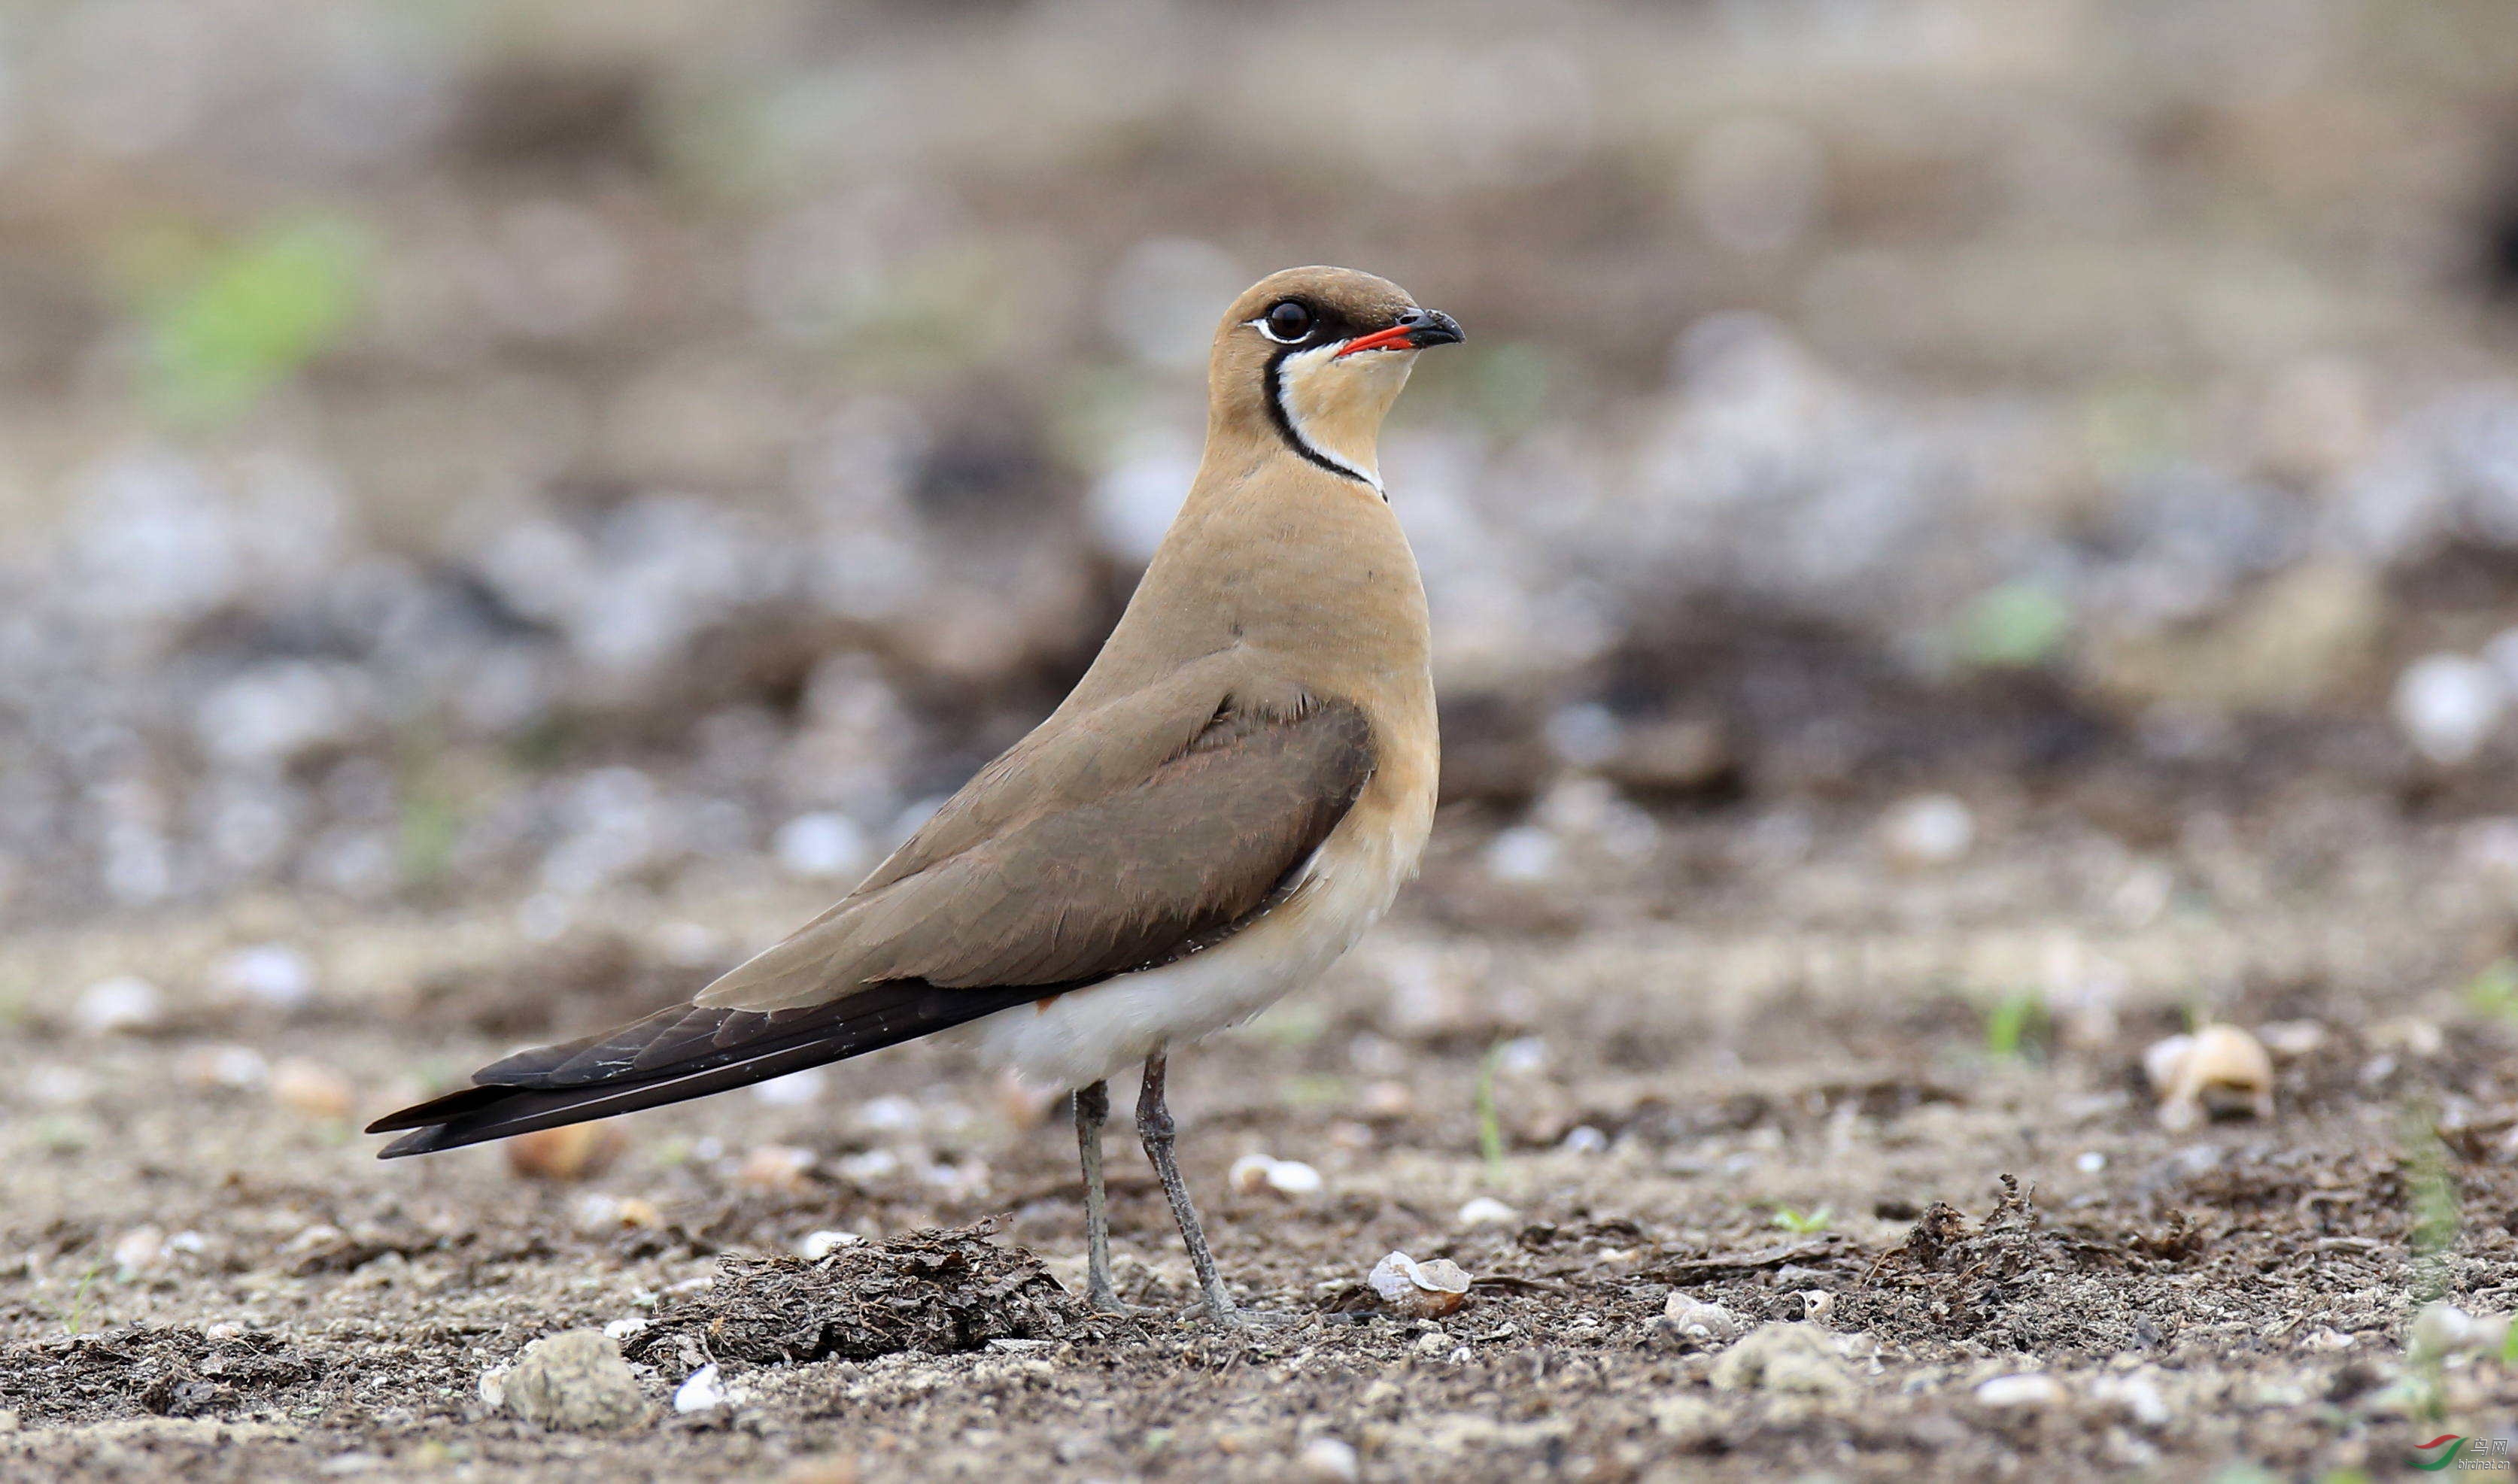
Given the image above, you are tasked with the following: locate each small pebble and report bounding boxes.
[211,944,316,1010]
[2395,653,2505,765]
[737,1145,818,1194]
[270,1060,356,1121]
[1456,1196,1519,1228]
[1881,794,1973,866]
[507,1123,627,1182]
[1295,1436,1360,1482]
[797,1230,863,1260]
[774,812,868,879]
[75,976,163,1035]
[1560,1125,1609,1155]
[1975,1373,2066,1407]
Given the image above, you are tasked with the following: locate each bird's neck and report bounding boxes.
[1083,445,1431,699]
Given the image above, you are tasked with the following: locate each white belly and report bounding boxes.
[961,803,1420,1091]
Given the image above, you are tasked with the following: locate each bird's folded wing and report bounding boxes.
[460,670,1376,1100]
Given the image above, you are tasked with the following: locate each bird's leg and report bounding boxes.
[1073,1079,1131,1315]
[1138,1052,1274,1326]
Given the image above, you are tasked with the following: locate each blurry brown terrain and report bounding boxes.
[9,1,2518,1479]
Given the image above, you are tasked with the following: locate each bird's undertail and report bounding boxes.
[366,980,1045,1158]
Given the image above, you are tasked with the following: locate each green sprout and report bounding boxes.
[1769,1205,1835,1235]
[62,1261,105,1336]
[2404,1105,2460,1304]
[1475,1041,1508,1184]
[1954,581,2073,670]
[123,216,368,426]
[2466,958,2518,1024]
[1982,991,2049,1060]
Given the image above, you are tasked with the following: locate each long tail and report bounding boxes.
[366,980,1041,1158]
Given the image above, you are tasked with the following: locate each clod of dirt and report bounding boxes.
[0,1326,320,1425]
[490,1330,649,1432]
[627,1222,1083,1367]
[1709,1322,1859,1398]
[1366,1252,1472,1318]
[2143,1024,2273,1130]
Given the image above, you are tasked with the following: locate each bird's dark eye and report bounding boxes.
[1264,299,1314,342]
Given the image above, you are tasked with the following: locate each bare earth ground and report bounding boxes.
[8,794,2518,1482]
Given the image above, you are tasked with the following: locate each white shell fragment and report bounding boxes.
[1229,1153,1324,1197]
[2144,1024,2275,1131]
[673,1363,731,1414]
[1659,1295,1745,1347]
[1367,1251,1472,1318]
[1456,1196,1520,1228]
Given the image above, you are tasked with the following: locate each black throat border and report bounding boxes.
[1263,347,1381,495]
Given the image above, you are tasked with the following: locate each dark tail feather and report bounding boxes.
[366,980,1043,1158]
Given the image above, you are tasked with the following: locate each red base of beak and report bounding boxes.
[1335,326,1419,358]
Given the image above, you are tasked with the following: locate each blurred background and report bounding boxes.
[0,0,2515,942]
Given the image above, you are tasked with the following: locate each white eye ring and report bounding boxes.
[1246,315,1308,346]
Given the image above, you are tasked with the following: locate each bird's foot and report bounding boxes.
[1085,1287,1140,1318]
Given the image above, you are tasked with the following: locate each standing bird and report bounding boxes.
[368,267,1460,1325]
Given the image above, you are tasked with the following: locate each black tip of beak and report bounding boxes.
[1399,308,1464,350]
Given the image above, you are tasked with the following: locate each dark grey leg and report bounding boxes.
[1073,1079,1130,1315]
[1134,1051,1248,1325]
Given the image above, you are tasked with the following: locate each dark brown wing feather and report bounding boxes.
[366,696,1374,1157]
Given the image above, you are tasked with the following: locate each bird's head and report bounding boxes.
[1207,266,1463,493]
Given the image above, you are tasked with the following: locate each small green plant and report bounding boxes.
[62,1261,105,1336]
[1475,1041,1508,1184]
[1982,991,2049,1060]
[1954,581,2073,669]
[122,216,369,426]
[2404,1104,2461,1303]
[2467,958,2518,1023]
[1769,1205,1834,1234]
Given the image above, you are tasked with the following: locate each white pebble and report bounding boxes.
[672,1363,730,1413]
[1975,1372,2066,1407]
[1456,1197,1520,1228]
[796,1230,862,1260]
[210,944,315,1010]
[1295,1435,1360,1482]
[2075,1152,2106,1173]
[1882,794,1974,866]
[2395,653,2506,765]
[602,1317,646,1341]
[749,1067,827,1107]
[75,976,163,1035]
[1483,825,1560,882]
[774,812,867,879]
[1264,1159,1323,1196]
[1560,1125,1609,1155]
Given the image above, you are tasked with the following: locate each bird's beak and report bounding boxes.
[1336,308,1465,358]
